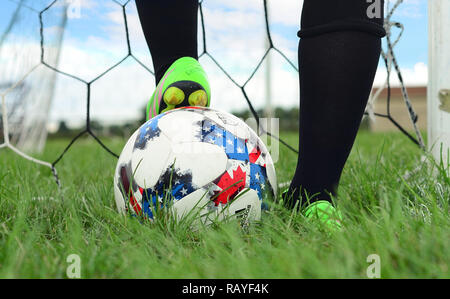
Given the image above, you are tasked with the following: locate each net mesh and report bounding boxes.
[0,1,68,153]
[0,0,425,187]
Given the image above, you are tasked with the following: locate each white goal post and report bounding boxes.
[428,0,450,166]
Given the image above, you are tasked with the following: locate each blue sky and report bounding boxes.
[0,0,429,70]
[0,0,430,62]
[0,0,430,126]
[382,0,428,68]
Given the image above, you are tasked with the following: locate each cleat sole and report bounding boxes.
[164,87,185,106]
[188,90,208,107]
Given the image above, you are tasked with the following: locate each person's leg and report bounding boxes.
[287,0,385,209]
[136,0,210,120]
[135,0,199,84]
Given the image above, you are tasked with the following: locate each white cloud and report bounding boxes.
[207,0,302,27]
[388,0,425,19]
[268,0,303,27]
[1,0,428,130]
[374,62,428,87]
[54,0,98,12]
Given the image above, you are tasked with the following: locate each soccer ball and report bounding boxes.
[113,107,277,225]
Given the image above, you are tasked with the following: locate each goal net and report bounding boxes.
[0,0,430,186]
[0,0,67,153]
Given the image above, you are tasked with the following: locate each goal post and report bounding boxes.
[428,0,450,166]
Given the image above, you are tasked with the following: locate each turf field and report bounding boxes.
[0,131,448,278]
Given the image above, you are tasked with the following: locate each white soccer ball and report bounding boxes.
[113,107,277,225]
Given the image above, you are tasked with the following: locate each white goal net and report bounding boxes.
[0,0,67,153]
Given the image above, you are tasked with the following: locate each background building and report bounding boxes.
[369,86,427,132]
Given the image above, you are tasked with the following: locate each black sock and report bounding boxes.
[287,31,382,208]
[135,0,199,84]
[286,0,385,208]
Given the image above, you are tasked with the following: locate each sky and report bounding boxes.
[0,0,429,128]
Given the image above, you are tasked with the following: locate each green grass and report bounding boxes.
[0,131,448,278]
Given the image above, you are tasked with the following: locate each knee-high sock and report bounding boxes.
[135,0,199,84]
[287,0,385,208]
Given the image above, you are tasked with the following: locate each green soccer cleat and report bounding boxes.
[146,57,211,120]
[303,200,343,231]
[281,190,342,231]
